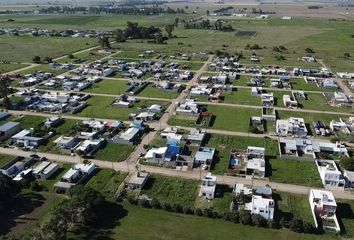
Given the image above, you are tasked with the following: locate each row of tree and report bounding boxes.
[183,19,234,32]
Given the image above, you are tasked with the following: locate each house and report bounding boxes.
[302,56,316,62]
[332,92,349,105]
[0,112,11,120]
[148,104,163,113]
[33,161,59,179]
[261,93,274,107]
[0,157,35,178]
[127,171,149,190]
[246,146,266,178]
[276,117,308,137]
[55,163,96,190]
[233,183,272,199]
[0,121,22,141]
[186,128,205,145]
[322,79,338,89]
[330,119,350,135]
[145,144,180,164]
[44,116,63,128]
[309,189,340,232]
[194,147,215,166]
[245,195,275,220]
[75,138,104,156]
[199,172,217,200]
[10,129,43,148]
[283,94,298,108]
[176,99,199,116]
[112,127,141,145]
[54,136,79,153]
[344,170,354,188]
[315,160,345,189]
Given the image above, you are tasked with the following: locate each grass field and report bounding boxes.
[137,86,179,99]
[0,154,15,166]
[18,64,69,75]
[84,79,130,95]
[169,105,260,132]
[269,158,323,187]
[223,88,262,105]
[94,142,135,162]
[75,96,169,121]
[141,174,199,209]
[67,202,342,240]
[0,63,28,74]
[0,35,97,63]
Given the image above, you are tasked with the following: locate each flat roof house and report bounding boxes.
[0,121,21,141]
[194,147,215,166]
[245,195,275,220]
[127,171,149,190]
[276,117,308,138]
[309,189,340,232]
[10,129,43,148]
[315,160,345,189]
[199,172,217,200]
[33,161,59,179]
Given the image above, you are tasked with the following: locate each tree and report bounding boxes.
[0,76,12,109]
[340,156,354,171]
[206,10,210,15]
[114,29,126,43]
[44,57,52,63]
[32,55,41,63]
[98,36,110,49]
[68,54,75,59]
[305,47,315,53]
[164,24,174,39]
[344,52,351,60]
[174,17,179,27]
[0,173,20,211]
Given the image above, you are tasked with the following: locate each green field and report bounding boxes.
[0,63,28,74]
[0,35,97,62]
[0,154,15,166]
[137,86,179,99]
[18,64,69,76]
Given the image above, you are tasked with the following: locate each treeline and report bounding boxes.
[39,6,185,15]
[213,6,234,14]
[183,19,234,32]
[120,0,167,6]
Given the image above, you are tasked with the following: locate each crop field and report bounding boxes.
[0,35,97,62]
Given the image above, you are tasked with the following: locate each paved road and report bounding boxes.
[197,101,354,116]
[2,146,354,200]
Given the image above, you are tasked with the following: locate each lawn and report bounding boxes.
[18,64,69,76]
[169,105,261,132]
[0,35,97,63]
[137,86,179,99]
[0,63,28,74]
[141,174,199,209]
[14,115,45,129]
[0,154,15,166]
[269,158,323,188]
[84,79,130,95]
[75,95,169,121]
[66,202,340,240]
[337,199,354,238]
[94,142,135,162]
[223,88,262,106]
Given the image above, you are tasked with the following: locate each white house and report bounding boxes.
[199,172,217,200]
[276,117,308,137]
[246,146,266,178]
[245,195,275,220]
[309,189,340,232]
[315,160,345,189]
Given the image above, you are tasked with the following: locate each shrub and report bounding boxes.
[172,203,183,213]
[240,211,252,225]
[30,181,43,192]
[194,208,203,216]
[252,214,267,227]
[151,198,161,209]
[137,198,150,208]
[289,218,304,233]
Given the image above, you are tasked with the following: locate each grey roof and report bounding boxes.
[0,112,10,120]
[0,122,20,132]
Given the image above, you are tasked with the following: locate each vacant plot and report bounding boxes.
[14,115,45,129]
[141,174,199,208]
[269,158,322,188]
[169,105,260,132]
[57,49,109,64]
[18,64,69,76]
[94,142,135,162]
[337,199,354,238]
[137,86,179,99]
[0,35,97,62]
[275,192,314,223]
[0,154,15,166]
[84,79,129,95]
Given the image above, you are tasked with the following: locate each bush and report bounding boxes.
[182,207,193,214]
[252,214,267,227]
[194,208,203,216]
[289,218,304,233]
[240,211,252,225]
[303,222,315,233]
[161,202,171,211]
[127,195,138,205]
[172,203,183,213]
[268,220,279,229]
[30,181,43,192]
[330,137,340,143]
[151,198,161,209]
[279,217,288,228]
[137,198,150,208]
